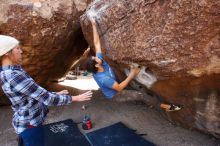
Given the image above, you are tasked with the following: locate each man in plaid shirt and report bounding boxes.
[0,35,92,136]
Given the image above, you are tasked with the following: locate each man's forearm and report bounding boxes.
[118,75,134,91]
[92,21,102,53]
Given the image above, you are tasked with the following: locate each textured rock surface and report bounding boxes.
[0,0,90,105]
[81,0,220,78]
[80,0,220,138]
[152,75,220,138]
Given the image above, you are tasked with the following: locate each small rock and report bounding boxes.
[81,105,87,110]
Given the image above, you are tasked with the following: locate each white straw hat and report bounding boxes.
[0,35,19,56]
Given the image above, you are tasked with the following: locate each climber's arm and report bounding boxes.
[112,67,140,92]
[91,18,101,53]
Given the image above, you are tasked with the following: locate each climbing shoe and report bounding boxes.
[166,104,182,112]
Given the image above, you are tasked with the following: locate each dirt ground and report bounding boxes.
[0,90,219,146]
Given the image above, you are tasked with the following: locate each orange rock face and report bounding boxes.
[0,0,90,105]
[80,0,220,138]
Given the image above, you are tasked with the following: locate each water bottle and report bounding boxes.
[82,115,92,130]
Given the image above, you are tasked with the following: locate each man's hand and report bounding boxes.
[129,67,141,78]
[56,90,69,95]
[90,17,96,25]
[72,90,93,102]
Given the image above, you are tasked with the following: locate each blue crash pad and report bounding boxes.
[86,122,155,146]
[20,119,91,146]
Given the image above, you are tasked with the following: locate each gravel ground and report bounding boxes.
[0,90,220,146]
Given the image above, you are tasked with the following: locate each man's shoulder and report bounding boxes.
[2,69,25,81]
[94,71,110,78]
[6,69,23,75]
[96,52,103,57]
[96,74,115,83]
[1,69,16,76]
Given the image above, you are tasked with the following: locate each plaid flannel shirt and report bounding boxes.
[0,65,72,134]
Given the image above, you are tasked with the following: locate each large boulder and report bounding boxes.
[80,0,220,138]
[0,0,90,105]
